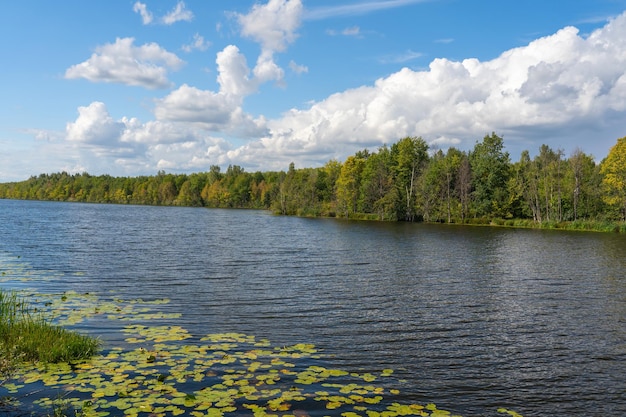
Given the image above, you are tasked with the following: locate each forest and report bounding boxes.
[1,133,626,230]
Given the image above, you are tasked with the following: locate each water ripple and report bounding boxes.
[1,201,625,416]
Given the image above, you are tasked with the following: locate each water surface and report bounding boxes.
[1,199,625,416]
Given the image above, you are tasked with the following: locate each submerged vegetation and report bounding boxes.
[1,135,626,231]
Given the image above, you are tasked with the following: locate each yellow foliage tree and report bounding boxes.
[600,136,626,220]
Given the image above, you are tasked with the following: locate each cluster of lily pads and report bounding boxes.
[6,316,457,417]
[1,254,522,417]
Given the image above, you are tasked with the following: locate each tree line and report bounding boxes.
[1,133,626,226]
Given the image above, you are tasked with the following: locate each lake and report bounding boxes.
[0,199,625,416]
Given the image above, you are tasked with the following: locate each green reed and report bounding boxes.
[0,289,99,366]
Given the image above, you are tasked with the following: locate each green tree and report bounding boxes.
[509,151,535,220]
[469,132,511,218]
[336,154,367,218]
[275,162,296,215]
[535,145,565,222]
[391,136,429,221]
[456,154,472,223]
[415,147,464,223]
[323,159,342,200]
[176,180,200,206]
[517,150,542,222]
[417,150,444,222]
[156,173,177,205]
[568,148,598,220]
[441,148,464,223]
[600,136,626,220]
[359,146,396,220]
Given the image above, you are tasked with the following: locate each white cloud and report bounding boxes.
[150,137,233,171]
[154,83,268,138]
[30,9,626,178]
[215,45,256,98]
[230,0,304,95]
[163,1,194,25]
[221,11,626,168]
[379,49,424,64]
[343,26,361,36]
[430,136,462,148]
[66,102,125,145]
[133,1,153,25]
[253,51,285,85]
[21,128,61,142]
[60,101,239,175]
[212,44,285,99]
[182,33,211,52]
[154,84,236,127]
[121,118,194,145]
[150,42,277,140]
[120,118,235,171]
[305,0,428,20]
[132,1,193,26]
[65,37,184,89]
[236,0,303,53]
[289,60,308,74]
[326,26,362,37]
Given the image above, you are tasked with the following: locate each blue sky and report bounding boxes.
[2,0,626,181]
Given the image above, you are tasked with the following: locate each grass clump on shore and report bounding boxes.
[0,289,99,369]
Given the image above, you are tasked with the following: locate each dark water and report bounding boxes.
[1,199,625,416]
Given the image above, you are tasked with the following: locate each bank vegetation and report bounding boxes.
[0,289,100,396]
[1,134,626,232]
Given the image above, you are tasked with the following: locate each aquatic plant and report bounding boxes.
[0,289,99,365]
[1,259,524,417]
[13,328,468,417]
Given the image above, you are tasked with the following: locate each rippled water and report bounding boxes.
[1,199,625,416]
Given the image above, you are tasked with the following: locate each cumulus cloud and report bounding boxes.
[253,51,286,85]
[150,137,233,171]
[222,11,626,168]
[154,84,236,127]
[133,1,153,24]
[46,10,626,178]
[61,101,237,175]
[121,118,193,145]
[232,0,303,89]
[120,117,234,171]
[236,0,302,53]
[149,42,273,141]
[215,45,256,98]
[154,84,268,138]
[66,102,125,145]
[163,1,194,25]
[65,37,184,89]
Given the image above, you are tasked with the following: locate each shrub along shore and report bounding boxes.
[1,134,625,232]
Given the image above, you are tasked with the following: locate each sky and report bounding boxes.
[2,0,626,182]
